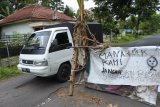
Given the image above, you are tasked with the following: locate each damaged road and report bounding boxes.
[0,74,67,107]
[1,35,160,107]
[0,73,159,107]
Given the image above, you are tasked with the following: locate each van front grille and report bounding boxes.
[22,60,33,64]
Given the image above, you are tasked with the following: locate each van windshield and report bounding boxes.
[26,31,51,48]
[21,31,51,54]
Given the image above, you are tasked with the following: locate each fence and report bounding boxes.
[0,34,29,46]
[0,46,23,58]
[0,34,30,66]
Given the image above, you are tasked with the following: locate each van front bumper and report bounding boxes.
[17,64,50,77]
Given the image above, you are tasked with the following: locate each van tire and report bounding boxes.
[56,63,71,82]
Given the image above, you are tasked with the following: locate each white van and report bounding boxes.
[17,22,103,82]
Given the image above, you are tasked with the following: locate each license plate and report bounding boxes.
[22,68,30,73]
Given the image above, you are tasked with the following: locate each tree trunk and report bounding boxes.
[69,48,78,96]
[69,0,85,96]
[135,15,140,38]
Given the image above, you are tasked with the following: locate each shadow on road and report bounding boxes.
[15,75,60,89]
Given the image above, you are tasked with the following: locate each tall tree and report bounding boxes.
[93,0,159,35]
[0,0,15,19]
[93,0,120,34]
[64,5,75,17]
[94,0,132,21]
[48,0,64,11]
[140,14,160,34]
[132,0,159,35]
[15,0,64,11]
[0,0,65,19]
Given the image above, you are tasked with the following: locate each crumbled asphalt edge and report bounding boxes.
[34,84,119,107]
[34,85,68,107]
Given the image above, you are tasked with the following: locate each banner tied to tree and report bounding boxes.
[85,46,160,105]
[69,0,159,106]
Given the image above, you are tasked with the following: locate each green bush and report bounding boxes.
[10,32,24,46]
[0,65,21,79]
[120,35,134,42]
[10,32,31,47]
[112,34,144,44]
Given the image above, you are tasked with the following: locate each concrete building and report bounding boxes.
[0,4,73,36]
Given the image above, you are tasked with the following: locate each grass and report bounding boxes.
[0,65,21,80]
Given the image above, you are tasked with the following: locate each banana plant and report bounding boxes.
[0,6,14,19]
[77,0,82,11]
[77,0,84,20]
[69,0,88,96]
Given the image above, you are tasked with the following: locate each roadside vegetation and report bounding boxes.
[0,65,21,80]
[0,56,21,80]
[110,34,145,45]
[102,34,146,47]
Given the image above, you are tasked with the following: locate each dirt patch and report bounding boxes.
[55,86,118,107]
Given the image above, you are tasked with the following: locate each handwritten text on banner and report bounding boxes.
[87,46,160,86]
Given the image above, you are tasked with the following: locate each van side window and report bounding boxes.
[55,32,69,45]
[49,32,71,53]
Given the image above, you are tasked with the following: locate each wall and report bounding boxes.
[28,21,60,28]
[1,21,61,35]
[1,21,34,35]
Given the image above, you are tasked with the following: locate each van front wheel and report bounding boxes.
[56,63,71,82]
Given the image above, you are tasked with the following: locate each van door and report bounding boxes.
[48,30,72,75]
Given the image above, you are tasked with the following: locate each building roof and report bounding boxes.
[0,4,73,26]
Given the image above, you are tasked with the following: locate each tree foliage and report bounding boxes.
[93,0,159,35]
[0,0,65,19]
[93,0,132,34]
[140,14,160,34]
[0,0,33,19]
[18,0,65,11]
[0,0,14,19]
[64,5,75,18]
[47,0,64,11]
[133,0,159,33]
[94,0,132,21]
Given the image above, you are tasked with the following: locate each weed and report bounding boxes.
[0,65,21,79]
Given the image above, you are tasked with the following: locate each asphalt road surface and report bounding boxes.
[1,34,160,107]
[121,34,160,47]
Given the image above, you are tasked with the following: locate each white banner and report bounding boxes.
[87,46,160,86]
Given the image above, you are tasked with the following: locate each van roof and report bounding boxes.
[45,22,103,43]
[35,27,69,33]
[45,22,74,36]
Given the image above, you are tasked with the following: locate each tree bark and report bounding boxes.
[69,48,78,96]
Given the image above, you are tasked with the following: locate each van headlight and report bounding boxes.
[34,60,48,66]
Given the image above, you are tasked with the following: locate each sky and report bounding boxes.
[62,0,95,12]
